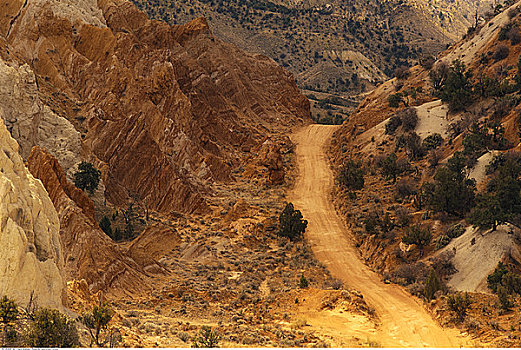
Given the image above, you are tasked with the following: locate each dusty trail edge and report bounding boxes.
[289,124,471,347]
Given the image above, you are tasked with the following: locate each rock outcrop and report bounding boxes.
[3,0,310,215]
[27,147,152,294]
[0,60,82,177]
[0,119,64,309]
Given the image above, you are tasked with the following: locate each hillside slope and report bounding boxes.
[132,0,497,96]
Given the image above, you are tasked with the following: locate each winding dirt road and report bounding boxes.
[289,125,468,347]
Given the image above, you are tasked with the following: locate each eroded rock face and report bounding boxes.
[0,60,82,177]
[4,0,310,214]
[0,119,64,309]
[27,147,152,294]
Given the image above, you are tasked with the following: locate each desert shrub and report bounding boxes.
[337,160,364,190]
[80,302,115,347]
[507,26,521,45]
[396,178,416,199]
[278,203,308,241]
[393,262,428,285]
[73,161,101,195]
[422,133,443,150]
[497,286,513,311]
[399,108,418,131]
[395,206,411,227]
[435,234,451,250]
[0,296,17,325]
[446,223,464,239]
[388,93,404,108]
[394,65,410,79]
[419,55,435,70]
[405,132,425,160]
[402,224,432,250]
[25,308,79,348]
[447,293,472,322]
[493,44,510,61]
[487,262,509,293]
[385,116,402,135]
[430,250,457,277]
[427,149,443,168]
[298,274,309,288]
[429,61,449,91]
[192,326,220,348]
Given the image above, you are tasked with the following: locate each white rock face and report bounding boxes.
[0,119,65,309]
[0,60,82,177]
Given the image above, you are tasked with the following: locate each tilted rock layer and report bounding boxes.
[3,0,310,215]
[27,147,151,294]
[0,119,64,309]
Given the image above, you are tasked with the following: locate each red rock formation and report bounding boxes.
[5,0,310,215]
[27,147,153,294]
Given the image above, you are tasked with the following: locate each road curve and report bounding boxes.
[289,125,467,347]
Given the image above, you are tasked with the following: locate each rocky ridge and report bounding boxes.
[0,118,65,309]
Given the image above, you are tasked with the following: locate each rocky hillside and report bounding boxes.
[329,0,521,345]
[131,0,498,97]
[1,0,309,218]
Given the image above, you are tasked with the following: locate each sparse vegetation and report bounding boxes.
[25,308,79,348]
[192,326,220,348]
[447,292,472,322]
[337,160,365,190]
[80,302,116,347]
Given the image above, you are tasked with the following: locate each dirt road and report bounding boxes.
[289,125,468,347]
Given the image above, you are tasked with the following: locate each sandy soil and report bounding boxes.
[414,99,449,140]
[289,125,470,347]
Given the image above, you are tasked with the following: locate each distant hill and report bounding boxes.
[131,0,496,96]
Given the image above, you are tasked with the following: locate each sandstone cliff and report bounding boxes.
[0,60,82,177]
[0,119,64,309]
[3,0,310,215]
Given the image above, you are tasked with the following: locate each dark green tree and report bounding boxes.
[299,274,309,288]
[422,133,443,150]
[25,308,79,348]
[497,286,513,311]
[73,162,101,195]
[388,93,404,108]
[99,216,113,237]
[424,161,476,217]
[468,193,505,231]
[424,268,442,300]
[278,203,308,240]
[440,60,473,112]
[487,262,509,293]
[0,296,17,347]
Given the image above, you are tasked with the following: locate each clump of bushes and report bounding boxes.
[278,203,308,241]
[422,133,443,151]
[337,160,364,190]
